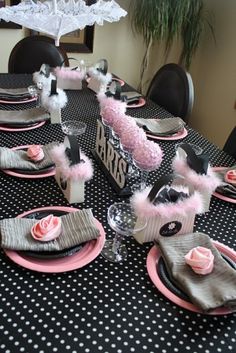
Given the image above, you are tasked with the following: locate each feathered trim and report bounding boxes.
[54,67,85,81]
[50,144,93,181]
[33,71,55,89]
[88,67,112,85]
[97,93,127,116]
[131,186,204,218]
[41,88,68,111]
[172,156,222,192]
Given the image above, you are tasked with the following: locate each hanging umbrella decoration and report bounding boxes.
[0,0,127,46]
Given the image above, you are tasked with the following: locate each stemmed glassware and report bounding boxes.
[61,120,87,137]
[28,84,40,107]
[132,160,157,190]
[101,202,147,263]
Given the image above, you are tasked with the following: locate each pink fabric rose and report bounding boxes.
[27,145,44,162]
[31,214,62,242]
[225,169,236,186]
[185,246,214,275]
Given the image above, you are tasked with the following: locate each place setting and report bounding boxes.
[212,166,236,203]
[1,206,106,273]
[134,116,187,140]
[129,154,236,315]
[0,107,50,132]
[0,86,38,104]
[0,143,57,179]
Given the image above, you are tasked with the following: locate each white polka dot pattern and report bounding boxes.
[0,74,235,353]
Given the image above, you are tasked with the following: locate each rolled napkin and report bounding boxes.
[0,108,50,125]
[0,209,100,252]
[156,232,236,311]
[31,214,62,242]
[0,87,32,100]
[185,246,214,275]
[0,142,56,170]
[134,117,185,136]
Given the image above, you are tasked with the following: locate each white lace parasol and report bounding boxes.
[0,0,127,46]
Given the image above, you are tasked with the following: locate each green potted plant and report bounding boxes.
[129,0,214,92]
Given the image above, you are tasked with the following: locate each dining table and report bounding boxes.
[0,73,235,353]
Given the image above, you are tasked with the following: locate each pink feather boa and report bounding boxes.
[172,156,221,192]
[54,67,85,80]
[131,186,204,218]
[50,144,93,181]
[97,93,127,117]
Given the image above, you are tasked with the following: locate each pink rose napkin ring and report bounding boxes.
[31,214,62,242]
[185,246,214,275]
[27,145,44,162]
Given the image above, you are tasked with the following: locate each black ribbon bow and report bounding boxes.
[49,80,58,97]
[153,187,189,205]
[95,59,108,75]
[65,136,84,166]
[177,143,209,175]
[105,81,125,101]
[40,64,50,78]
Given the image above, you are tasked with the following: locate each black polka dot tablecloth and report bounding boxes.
[0,74,235,353]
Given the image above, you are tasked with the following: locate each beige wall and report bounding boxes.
[0,0,235,149]
[189,0,236,148]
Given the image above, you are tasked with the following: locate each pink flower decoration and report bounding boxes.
[31,215,62,242]
[132,140,163,171]
[27,145,44,162]
[120,126,147,153]
[185,246,214,275]
[225,169,236,186]
[112,114,136,136]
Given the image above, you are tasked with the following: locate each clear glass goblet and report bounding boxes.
[101,202,147,263]
[61,120,87,136]
[133,160,157,191]
[28,84,40,107]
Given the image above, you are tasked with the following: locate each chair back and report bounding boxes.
[223,127,236,159]
[147,63,194,123]
[8,35,69,74]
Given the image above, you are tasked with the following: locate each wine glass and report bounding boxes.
[101,202,147,263]
[61,120,87,136]
[133,160,157,191]
[28,84,40,107]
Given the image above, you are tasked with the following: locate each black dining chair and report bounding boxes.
[8,35,69,74]
[223,127,236,159]
[146,63,194,123]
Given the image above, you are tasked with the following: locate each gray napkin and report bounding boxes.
[0,142,56,170]
[0,87,31,99]
[134,117,185,136]
[0,209,100,252]
[0,108,50,125]
[156,232,236,312]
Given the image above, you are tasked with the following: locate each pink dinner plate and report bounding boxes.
[110,77,125,86]
[0,97,37,104]
[2,144,56,179]
[126,97,146,109]
[212,166,236,204]
[146,127,188,141]
[0,121,45,132]
[4,206,106,273]
[147,241,236,315]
